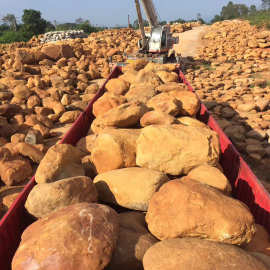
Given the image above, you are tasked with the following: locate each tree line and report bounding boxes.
[0,9,105,44]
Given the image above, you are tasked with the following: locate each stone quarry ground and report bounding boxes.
[0,19,270,202]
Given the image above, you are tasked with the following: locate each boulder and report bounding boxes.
[91,103,148,133]
[12,85,32,100]
[140,111,179,127]
[245,224,270,256]
[169,90,200,117]
[134,70,163,88]
[76,134,98,154]
[93,93,126,117]
[143,238,268,270]
[187,165,232,194]
[147,93,182,116]
[0,157,32,186]
[156,71,179,83]
[91,129,140,173]
[12,203,119,270]
[107,212,158,270]
[177,116,208,128]
[15,142,44,163]
[106,78,130,95]
[94,167,169,210]
[156,82,189,92]
[41,44,74,60]
[59,110,81,124]
[25,176,98,218]
[35,144,85,184]
[146,179,255,245]
[125,84,157,104]
[136,125,220,175]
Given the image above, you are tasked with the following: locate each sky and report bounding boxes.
[0,0,263,26]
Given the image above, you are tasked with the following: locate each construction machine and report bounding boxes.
[129,0,179,63]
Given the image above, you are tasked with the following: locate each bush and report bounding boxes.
[244,10,270,29]
[0,31,31,43]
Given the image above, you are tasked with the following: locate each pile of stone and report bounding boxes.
[39,30,88,43]
[9,61,270,270]
[184,20,270,182]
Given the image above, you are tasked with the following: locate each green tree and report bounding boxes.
[133,19,148,29]
[21,9,47,35]
[262,0,270,9]
[170,18,186,24]
[249,5,257,14]
[2,14,17,31]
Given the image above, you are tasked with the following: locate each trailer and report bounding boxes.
[1,66,270,270]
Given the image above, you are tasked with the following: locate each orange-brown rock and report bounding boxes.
[147,93,182,116]
[41,44,74,60]
[187,165,232,194]
[156,82,189,92]
[169,90,200,117]
[106,78,130,95]
[134,70,163,88]
[107,212,157,270]
[25,176,98,218]
[136,125,220,175]
[59,110,81,124]
[125,84,157,104]
[245,224,270,256]
[91,129,140,173]
[76,134,98,154]
[156,71,179,83]
[94,167,169,210]
[146,179,255,245]
[93,92,126,117]
[15,142,44,163]
[143,238,268,270]
[12,203,119,270]
[140,111,179,127]
[91,103,149,133]
[35,144,85,184]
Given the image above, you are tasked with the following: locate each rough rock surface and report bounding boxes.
[187,165,232,194]
[25,176,98,218]
[136,125,220,175]
[35,144,85,183]
[94,167,169,211]
[143,238,268,270]
[12,203,119,270]
[146,179,255,245]
[91,129,140,173]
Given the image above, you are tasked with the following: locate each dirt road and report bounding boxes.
[173,25,210,58]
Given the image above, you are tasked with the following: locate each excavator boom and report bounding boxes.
[140,0,159,28]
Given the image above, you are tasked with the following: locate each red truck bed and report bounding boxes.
[1,66,270,270]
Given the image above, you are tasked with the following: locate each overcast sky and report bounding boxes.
[0,0,262,26]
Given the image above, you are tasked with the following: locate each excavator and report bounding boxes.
[127,0,179,64]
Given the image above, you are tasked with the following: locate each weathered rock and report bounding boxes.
[143,238,268,270]
[177,116,208,128]
[187,165,232,194]
[93,92,126,117]
[12,203,119,270]
[35,144,85,184]
[91,103,149,133]
[156,71,179,83]
[107,212,158,270]
[94,167,169,210]
[106,78,130,95]
[12,85,32,99]
[140,111,179,127]
[25,176,98,218]
[91,129,140,173]
[76,134,98,154]
[156,82,188,92]
[125,84,157,104]
[134,70,163,88]
[169,90,200,117]
[15,142,44,163]
[41,44,74,60]
[59,110,81,124]
[136,125,220,175]
[147,93,182,116]
[0,157,32,186]
[245,224,270,256]
[146,179,255,244]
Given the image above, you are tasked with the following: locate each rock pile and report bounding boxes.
[9,61,270,270]
[39,30,88,43]
[184,20,270,182]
